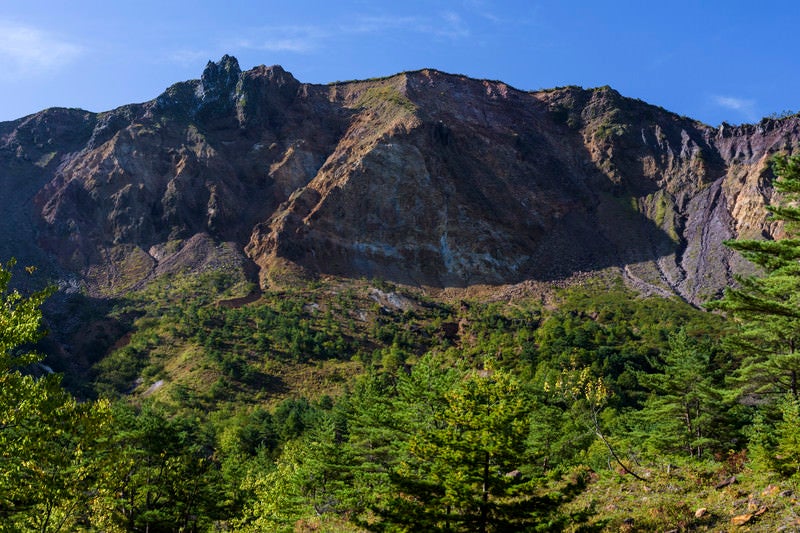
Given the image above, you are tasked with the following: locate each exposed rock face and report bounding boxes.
[1,56,797,303]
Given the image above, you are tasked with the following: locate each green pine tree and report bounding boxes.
[90,403,222,532]
[632,330,728,459]
[746,394,800,478]
[378,361,566,532]
[709,154,800,401]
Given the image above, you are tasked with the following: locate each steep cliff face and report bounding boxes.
[1,56,797,303]
[246,72,799,303]
[15,58,349,293]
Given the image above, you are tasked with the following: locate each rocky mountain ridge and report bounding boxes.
[1,55,798,304]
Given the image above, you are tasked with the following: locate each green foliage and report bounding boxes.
[0,379,112,532]
[92,274,370,404]
[533,283,720,409]
[595,121,628,140]
[765,109,798,120]
[356,85,416,114]
[384,364,550,532]
[710,154,800,402]
[771,396,800,476]
[631,330,732,459]
[747,395,800,478]
[225,407,279,457]
[235,439,309,532]
[2,257,774,531]
[0,259,53,368]
[241,355,586,531]
[90,402,225,532]
[0,260,113,532]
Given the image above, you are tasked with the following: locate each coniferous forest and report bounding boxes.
[6,156,800,531]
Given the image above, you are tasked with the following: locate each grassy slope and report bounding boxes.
[77,270,800,531]
[565,461,800,531]
[90,271,460,411]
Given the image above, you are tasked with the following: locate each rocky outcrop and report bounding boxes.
[1,56,797,303]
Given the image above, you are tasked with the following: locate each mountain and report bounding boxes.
[1,55,797,305]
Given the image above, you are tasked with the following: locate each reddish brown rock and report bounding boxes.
[1,56,798,303]
[716,476,738,489]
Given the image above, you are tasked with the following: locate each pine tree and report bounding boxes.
[745,394,800,477]
[90,403,222,532]
[349,356,461,530]
[709,154,800,401]
[378,362,561,532]
[633,330,727,459]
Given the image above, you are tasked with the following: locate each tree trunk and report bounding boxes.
[479,451,490,533]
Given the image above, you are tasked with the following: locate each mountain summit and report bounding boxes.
[0,56,796,303]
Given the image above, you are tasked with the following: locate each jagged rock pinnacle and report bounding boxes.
[195,55,243,120]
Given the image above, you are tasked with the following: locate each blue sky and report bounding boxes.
[0,0,797,125]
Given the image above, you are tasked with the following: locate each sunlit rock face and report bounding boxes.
[1,56,798,302]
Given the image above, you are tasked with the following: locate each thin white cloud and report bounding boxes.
[714,95,754,111]
[227,25,327,54]
[167,49,212,66]
[0,22,83,79]
[463,0,536,26]
[435,12,470,39]
[712,95,758,122]
[473,8,502,24]
[348,12,470,40]
[344,15,420,34]
[228,11,472,56]
[236,37,315,53]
